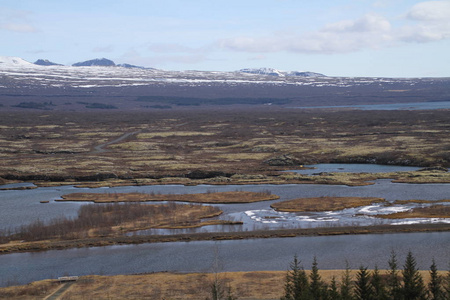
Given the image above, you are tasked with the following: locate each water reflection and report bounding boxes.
[1,179,449,232]
[291,100,450,110]
[288,163,420,175]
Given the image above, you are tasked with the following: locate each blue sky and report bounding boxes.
[1,0,449,77]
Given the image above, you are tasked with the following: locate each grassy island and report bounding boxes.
[58,191,280,204]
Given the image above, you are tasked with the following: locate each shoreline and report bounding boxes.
[1,223,449,255]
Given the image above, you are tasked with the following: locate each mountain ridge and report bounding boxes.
[0,56,325,77]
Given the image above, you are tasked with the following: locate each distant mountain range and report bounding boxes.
[72,58,116,67]
[0,56,324,77]
[34,59,63,66]
[1,55,449,112]
[240,68,325,77]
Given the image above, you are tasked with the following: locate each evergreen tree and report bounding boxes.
[310,256,325,300]
[281,255,311,300]
[354,266,373,300]
[402,251,426,300]
[445,268,450,300]
[328,277,341,300]
[428,258,444,300]
[340,262,353,300]
[371,265,388,300]
[388,250,402,300]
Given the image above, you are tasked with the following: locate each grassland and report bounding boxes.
[0,270,442,300]
[379,205,450,219]
[271,197,386,212]
[0,109,448,187]
[58,191,279,203]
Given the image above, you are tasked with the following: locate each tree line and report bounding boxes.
[280,251,449,300]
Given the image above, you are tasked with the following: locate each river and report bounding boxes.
[1,232,449,287]
[0,164,449,286]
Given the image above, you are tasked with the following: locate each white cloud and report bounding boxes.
[217,2,450,54]
[0,8,38,33]
[399,1,450,42]
[406,1,450,21]
[0,22,37,32]
[323,13,391,33]
[218,13,393,54]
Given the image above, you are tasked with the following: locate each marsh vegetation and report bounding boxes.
[58,190,279,203]
[0,202,223,244]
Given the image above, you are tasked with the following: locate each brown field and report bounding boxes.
[394,199,450,205]
[379,205,450,219]
[271,197,386,212]
[58,191,279,203]
[0,270,441,300]
[0,109,448,187]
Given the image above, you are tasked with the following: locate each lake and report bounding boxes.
[291,100,450,110]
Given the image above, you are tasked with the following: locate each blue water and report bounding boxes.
[1,232,449,287]
[292,101,450,110]
[1,179,449,231]
[289,163,420,175]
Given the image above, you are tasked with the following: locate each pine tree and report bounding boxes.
[402,251,426,300]
[328,277,341,300]
[310,256,324,300]
[340,262,353,300]
[388,250,402,300]
[445,268,450,300]
[281,255,311,300]
[371,265,388,300]
[428,259,444,300]
[354,266,373,300]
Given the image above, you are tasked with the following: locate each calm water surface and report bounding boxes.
[292,100,450,110]
[1,178,449,231]
[1,232,449,287]
[1,164,449,287]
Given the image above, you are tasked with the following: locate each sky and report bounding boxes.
[1,0,449,77]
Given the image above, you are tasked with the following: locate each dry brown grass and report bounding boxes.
[379,205,450,219]
[0,110,448,185]
[271,197,386,212]
[0,270,441,300]
[59,191,279,204]
[394,199,450,205]
[0,279,59,299]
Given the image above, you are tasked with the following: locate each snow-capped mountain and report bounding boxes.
[0,56,34,67]
[1,56,447,111]
[240,68,286,77]
[240,68,325,77]
[0,56,426,91]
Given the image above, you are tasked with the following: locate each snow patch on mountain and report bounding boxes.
[240,68,286,77]
[0,56,34,67]
[240,68,325,77]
